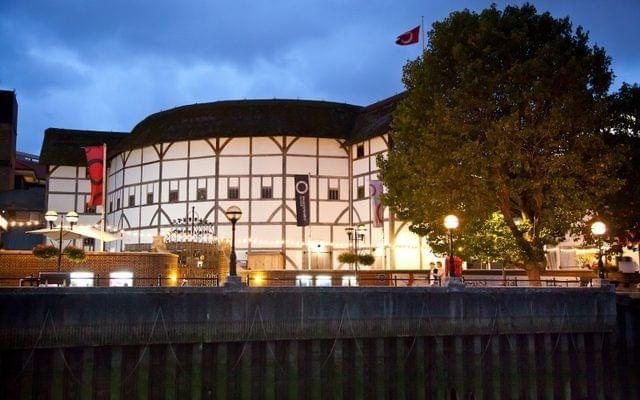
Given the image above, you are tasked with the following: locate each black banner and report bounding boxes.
[294,175,310,226]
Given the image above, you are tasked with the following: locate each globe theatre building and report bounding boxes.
[39,94,437,271]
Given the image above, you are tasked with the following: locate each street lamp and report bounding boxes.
[355,224,367,271]
[45,210,79,272]
[225,206,242,280]
[344,227,354,251]
[591,221,607,279]
[444,215,459,278]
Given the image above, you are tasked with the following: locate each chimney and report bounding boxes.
[0,90,17,192]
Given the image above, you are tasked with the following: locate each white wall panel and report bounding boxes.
[142,146,160,163]
[124,166,141,185]
[164,141,188,159]
[286,156,315,175]
[251,201,280,221]
[49,178,76,192]
[142,162,159,182]
[252,137,282,154]
[77,179,90,193]
[220,138,250,155]
[370,136,387,153]
[287,137,316,155]
[353,158,369,176]
[252,156,282,175]
[318,202,343,224]
[48,194,76,213]
[127,149,142,165]
[219,157,250,175]
[319,158,348,176]
[240,178,250,198]
[162,160,188,179]
[251,225,282,247]
[190,140,215,158]
[140,206,157,227]
[189,157,215,177]
[50,166,77,178]
[273,177,283,198]
[318,139,347,157]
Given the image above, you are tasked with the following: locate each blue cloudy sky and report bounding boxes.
[1,0,638,155]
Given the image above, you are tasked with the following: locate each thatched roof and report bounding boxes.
[39,129,129,166]
[39,95,404,166]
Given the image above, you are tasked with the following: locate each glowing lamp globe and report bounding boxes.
[591,221,606,236]
[66,211,79,225]
[225,206,242,223]
[44,210,59,224]
[444,215,459,230]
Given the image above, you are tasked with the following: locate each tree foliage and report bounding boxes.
[586,83,640,253]
[378,4,622,268]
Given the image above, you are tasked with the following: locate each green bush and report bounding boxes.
[358,254,375,266]
[338,252,358,264]
[33,244,59,260]
[63,246,86,263]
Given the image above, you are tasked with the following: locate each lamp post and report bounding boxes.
[591,221,607,279]
[444,214,459,280]
[345,227,354,270]
[355,224,366,272]
[224,206,242,285]
[45,210,79,272]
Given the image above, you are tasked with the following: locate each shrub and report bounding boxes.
[63,246,86,263]
[358,254,376,266]
[33,244,59,260]
[338,252,358,264]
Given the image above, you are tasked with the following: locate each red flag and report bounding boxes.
[83,145,104,207]
[396,25,420,45]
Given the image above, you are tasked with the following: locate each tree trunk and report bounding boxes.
[524,261,545,287]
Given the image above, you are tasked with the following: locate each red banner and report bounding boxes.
[83,145,104,207]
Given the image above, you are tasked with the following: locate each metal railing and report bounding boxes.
[0,274,595,288]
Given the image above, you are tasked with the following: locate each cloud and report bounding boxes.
[1,0,638,154]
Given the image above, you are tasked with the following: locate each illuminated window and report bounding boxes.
[261,186,273,199]
[110,271,133,287]
[342,275,357,287]
[228,187,239,199]
[315,275,332,287]
[70,272,94,287]
[295,275,313,287]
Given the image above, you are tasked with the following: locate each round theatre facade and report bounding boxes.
[42,96,433,270]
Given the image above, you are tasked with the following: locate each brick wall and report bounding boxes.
[0,250,222,287]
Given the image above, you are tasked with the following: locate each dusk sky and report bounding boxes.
[1,0,638,155]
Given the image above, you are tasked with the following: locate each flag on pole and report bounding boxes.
[395,25,420,45]
[369,180,384,227]
[83,145,105,207]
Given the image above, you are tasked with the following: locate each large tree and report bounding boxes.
[588,83,640,254]
[378,4,622,275]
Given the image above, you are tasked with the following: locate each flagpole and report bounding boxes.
[100,143,107,251]
[421,15,425,52]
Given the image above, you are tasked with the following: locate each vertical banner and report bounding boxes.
[369,180,384,227]
[294,175,310,226]
[83,145,105,207]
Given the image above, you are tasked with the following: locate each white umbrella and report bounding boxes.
[27,226,119,242]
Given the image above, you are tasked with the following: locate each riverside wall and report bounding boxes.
[0,286,637,399]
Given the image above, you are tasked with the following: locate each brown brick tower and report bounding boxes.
[0,90,17,192]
